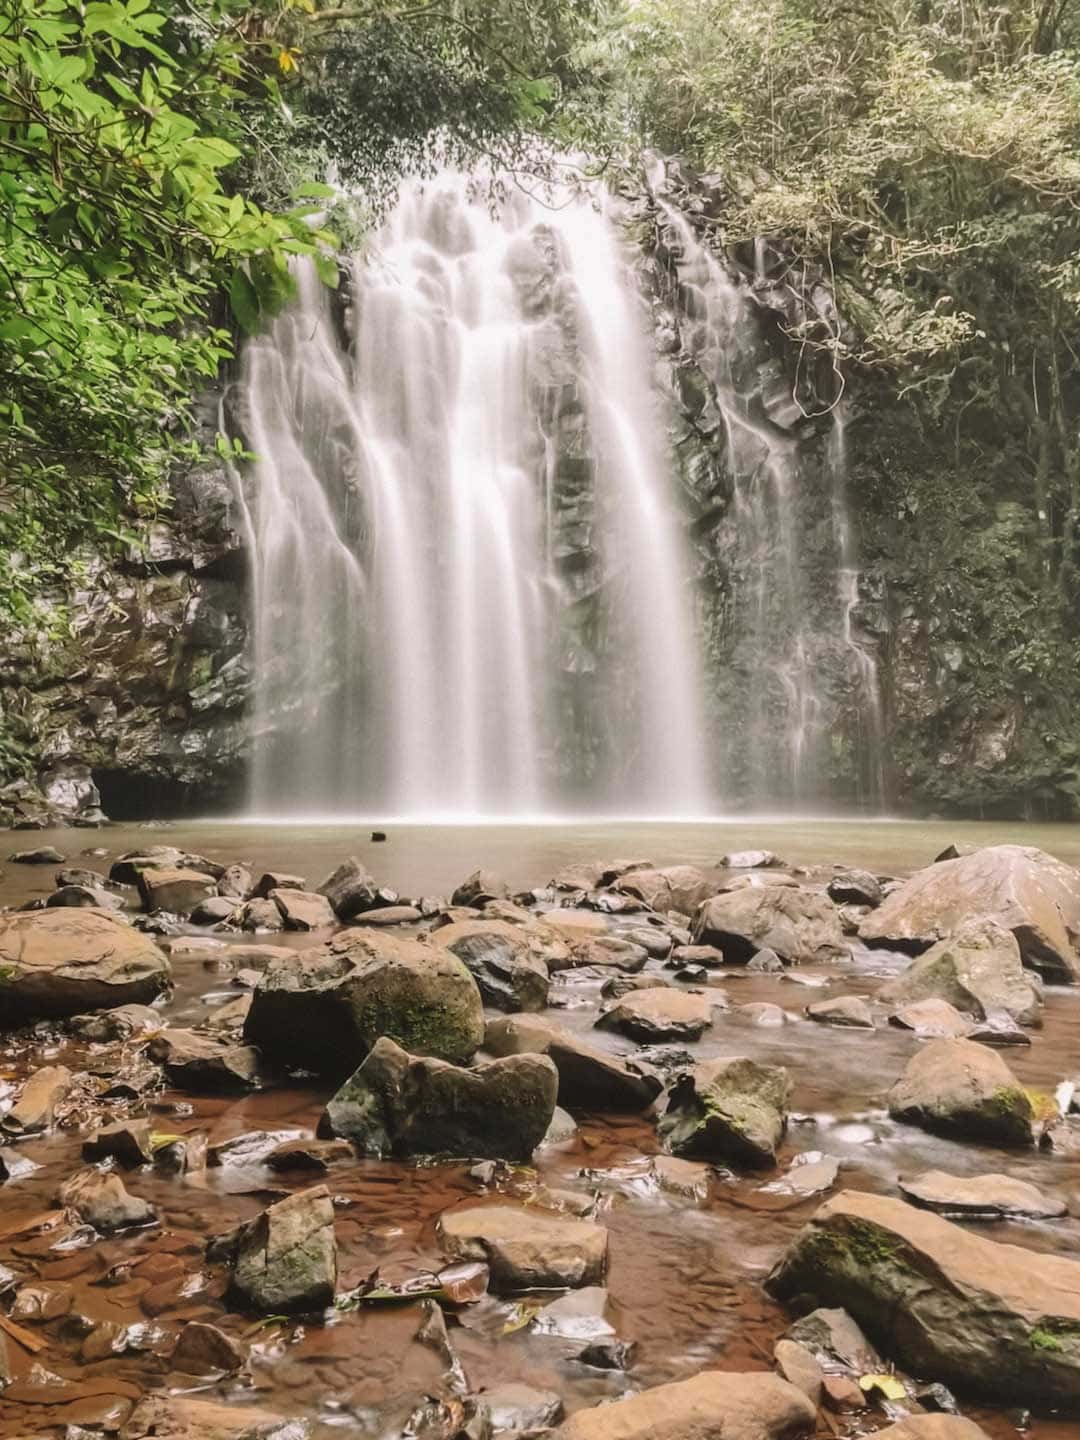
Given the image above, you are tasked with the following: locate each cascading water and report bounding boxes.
[651,179,884,808]
[240,172,709,818]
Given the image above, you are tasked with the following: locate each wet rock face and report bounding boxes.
[880,920,1043,1027]
[319,1036,558,1161]
[243,929,485,1077]
[0,908,171,1025]
[0,425,249,815]
[767,1189,1080,1410]
[429,920,550,1012]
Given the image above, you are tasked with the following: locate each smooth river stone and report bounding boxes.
[898,1169,1067,1219]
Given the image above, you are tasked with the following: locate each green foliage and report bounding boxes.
[0,0,339,620]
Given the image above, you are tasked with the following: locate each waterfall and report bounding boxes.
[241,172,709,818]
[652,184,884,809]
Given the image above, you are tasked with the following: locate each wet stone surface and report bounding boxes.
[1,821,1080,1440]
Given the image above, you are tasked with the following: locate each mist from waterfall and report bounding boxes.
[240,172,709,818]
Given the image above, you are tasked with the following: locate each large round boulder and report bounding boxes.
[693,887,847,964]
[243,930,484,1077]
[0,909,170,1026]
[887,1038,1034,1146]
[859,845,1080,981]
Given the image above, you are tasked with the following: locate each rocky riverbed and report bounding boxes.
[3,829,1080,1440]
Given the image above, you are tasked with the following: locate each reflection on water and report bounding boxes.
[2,818,1080,1439]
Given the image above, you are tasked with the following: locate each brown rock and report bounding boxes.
[270,887,335,931]
[251,871,307,899]
[59,1167,156,1232]
[120,1394,297,1440]
[596,986,715,1041]
[138,867,217,915]
[83,1119,154,1167]
[898,1169,1067,1219]
[170,1321,245,1374]
[822,1375,866,1412]
[889,998,974,1039]
[773,1339,824,1405]
[4,1064,73,1133]
[0,909,170,1026]
[553,1371,815,1440]
[149,1028,259,1092]
[613,865,712,916]
[484,1015,662,1112]
[860,844,1080,981]
[887,1038,1034,1145]
[438,1203,608,1290]
[880,921,1042,1027]
[694,887,847,964]
[430,919,549,1011]
[220,1184,336,1313]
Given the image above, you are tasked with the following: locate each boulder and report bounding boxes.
[317,856,385,919]
[887,1038,1035,1146]
[46,884,125,911]
[235,898,284,932]
[437,1203,607,1290]
[806,996,874,1029]
[784,1306,880,1374]
[217,863,253,899]
[658,1057,791,1166]
[721,851,783,869]
[9,845,66,864]
[59,1167,156,1232]
[170,1321,245,1375]
[889,999,974,1039]
[552,1371,815,1440]
[270,887,335,931]
[250,871,307,900]
[244,929,484,1077]
[319,1036,557,1161]
[138,867,217,915]
[859,845,1080,981]
[898,1170,1067,1219]
[148,1029,259,1092]
[485,1016,662,1112]
[189,895,239,925]
[880,923,1042,1027]
[827,869,883,907]
[451,869,511,907]
[70,1002,163,1042]
[0,908,170,1025]
[219,1185,336,1313]
[596,986,715,1041]
[693,887,847,964]
[3,1064,74,1132]
[766,1188,1080,1410]
[773,1339,824,1405]
[613,865,712,916]
[430,920,549,1011]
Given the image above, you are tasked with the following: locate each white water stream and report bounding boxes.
[241,173,708,817]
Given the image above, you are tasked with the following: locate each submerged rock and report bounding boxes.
[218,1185,337,1313]
[658,1056,791,1166]
[767,1188,1080,1409]
[148,1028,259,1092]
[898,1169,1067,1219]
[881,922,1042,1027]
[887,1038,1035,1146]
[437,1202,607,1290]
[430,919,549,1012]
[693,887,846,965]
[319,1035,557,1161]
[170,1320,246,1375]
[484,1015,662,1112]
[0,908,170,1025]
[244,929,484,1077]
[553,1371,815,1440]
[483,1382,564,1433]
[889,998,975,1039]
[859,845,1080,981]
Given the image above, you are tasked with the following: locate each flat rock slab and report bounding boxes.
[806,996,874,1028]
[138,867,217,915]
[552,1370,815,1440]
[889,999,974,1039]
[767,1188,1080,1409]
[596,986,715,1041]
[437,1203,608,1290]
[0,908,170,1026]
[270,888,335,931]
[899,1169,1067,1219]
